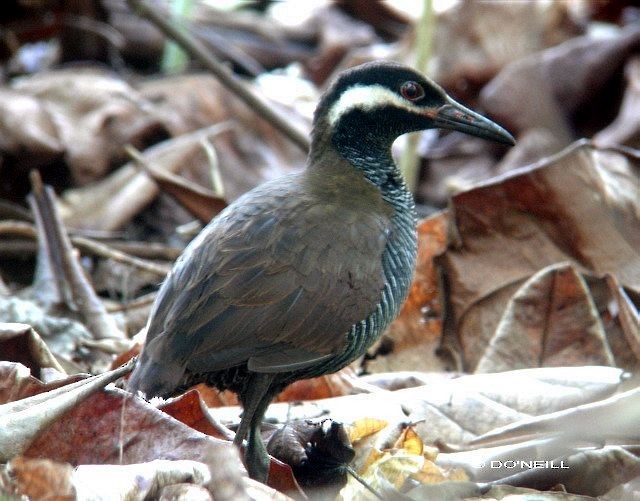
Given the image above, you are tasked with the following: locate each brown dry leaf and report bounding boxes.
[0,296,92,367]
[159,390,233,441]
[135,156,227,223]
[275,367,356,403]
[0,89,62,156]
[138,73,307,198]
[59,124,228,231]
[594,56,640,149]
[193,383,240,408]
[0,362,132,462]
[432,1,581,92]
[7,456,75,501]
[393,426,423,457]
[0,323,65,378]
[0,362,85,405]
[22,388,233,466]
[138,75,233,137]
[340,423,465,500]
[367,213,448,373]
[475,263,614,373]
[439,141,640,371]
[481,25,640,142]
[210,367,625,448]
[605,275,640,364]
[11,69,165,184]
[494,128,564,176]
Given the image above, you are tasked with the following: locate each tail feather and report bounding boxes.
[127,354,184,399]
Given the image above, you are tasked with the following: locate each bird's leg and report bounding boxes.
[233,372,275,482]
[233,372,274,446]
[245,392,274,482]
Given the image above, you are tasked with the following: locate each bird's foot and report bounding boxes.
[245,427,270,483]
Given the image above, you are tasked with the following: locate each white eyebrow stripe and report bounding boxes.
[327,84,421,126]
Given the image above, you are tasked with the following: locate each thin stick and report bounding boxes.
[0,220,170,276]
[28,171,125,340]
[126,0,310,153]
[71,236,171,277]
[346,465,385,501]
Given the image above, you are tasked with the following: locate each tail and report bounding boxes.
[127,353,185,399]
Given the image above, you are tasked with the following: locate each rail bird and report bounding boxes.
[128,61,515,482]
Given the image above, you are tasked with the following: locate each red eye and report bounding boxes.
[400,81,425,101]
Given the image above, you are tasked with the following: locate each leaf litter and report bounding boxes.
[0,1,639,500]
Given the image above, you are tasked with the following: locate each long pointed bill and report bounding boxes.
[432,96,516,145]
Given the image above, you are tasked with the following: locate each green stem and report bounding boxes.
[399,0,434,193]
[160,0,192,74]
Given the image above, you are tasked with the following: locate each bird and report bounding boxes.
[127,61,515,482]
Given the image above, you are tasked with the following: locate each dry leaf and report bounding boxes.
[481,25,640,141]
[0,323,65,378]
[73,460,211,501]
[439,141,640,371]
[348,418,389,444]
[22,388,232,466]
[210,367,625,448]
[159,390,233,441]
[7,456,75,501]
[11,69,165,184]
[0,362,132,462]
[432,1,581,92]
[594,56,640,149]
[475,263,614,373]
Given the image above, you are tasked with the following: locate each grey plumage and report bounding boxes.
[128,61,514,482]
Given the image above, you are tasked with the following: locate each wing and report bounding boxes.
[140,172,392,382]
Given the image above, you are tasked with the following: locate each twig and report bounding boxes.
[0,220,171,276]
[106,292,156,313]
[346,465,385,500]
[126,0,310,153]
[200,137,225,198]
[124,144,227,222]
[71,236,171,277]
[28,171,126,340]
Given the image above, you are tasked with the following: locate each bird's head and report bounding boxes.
[311,61,514,160]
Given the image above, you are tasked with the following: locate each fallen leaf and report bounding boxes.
[439,141,640,371]
[0,323,65,378]
[481,25,640,141]
[11,69,166,184]
[475,263,614,373]
[23,388,233,466]
[348,418,389,444]
[7,456,75,501]
[432,1,581,93]
[210,367,625,448]
[593,56,640,149]
[73,460,211,501]
[159,390,232,441]
[0,362,132,462]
